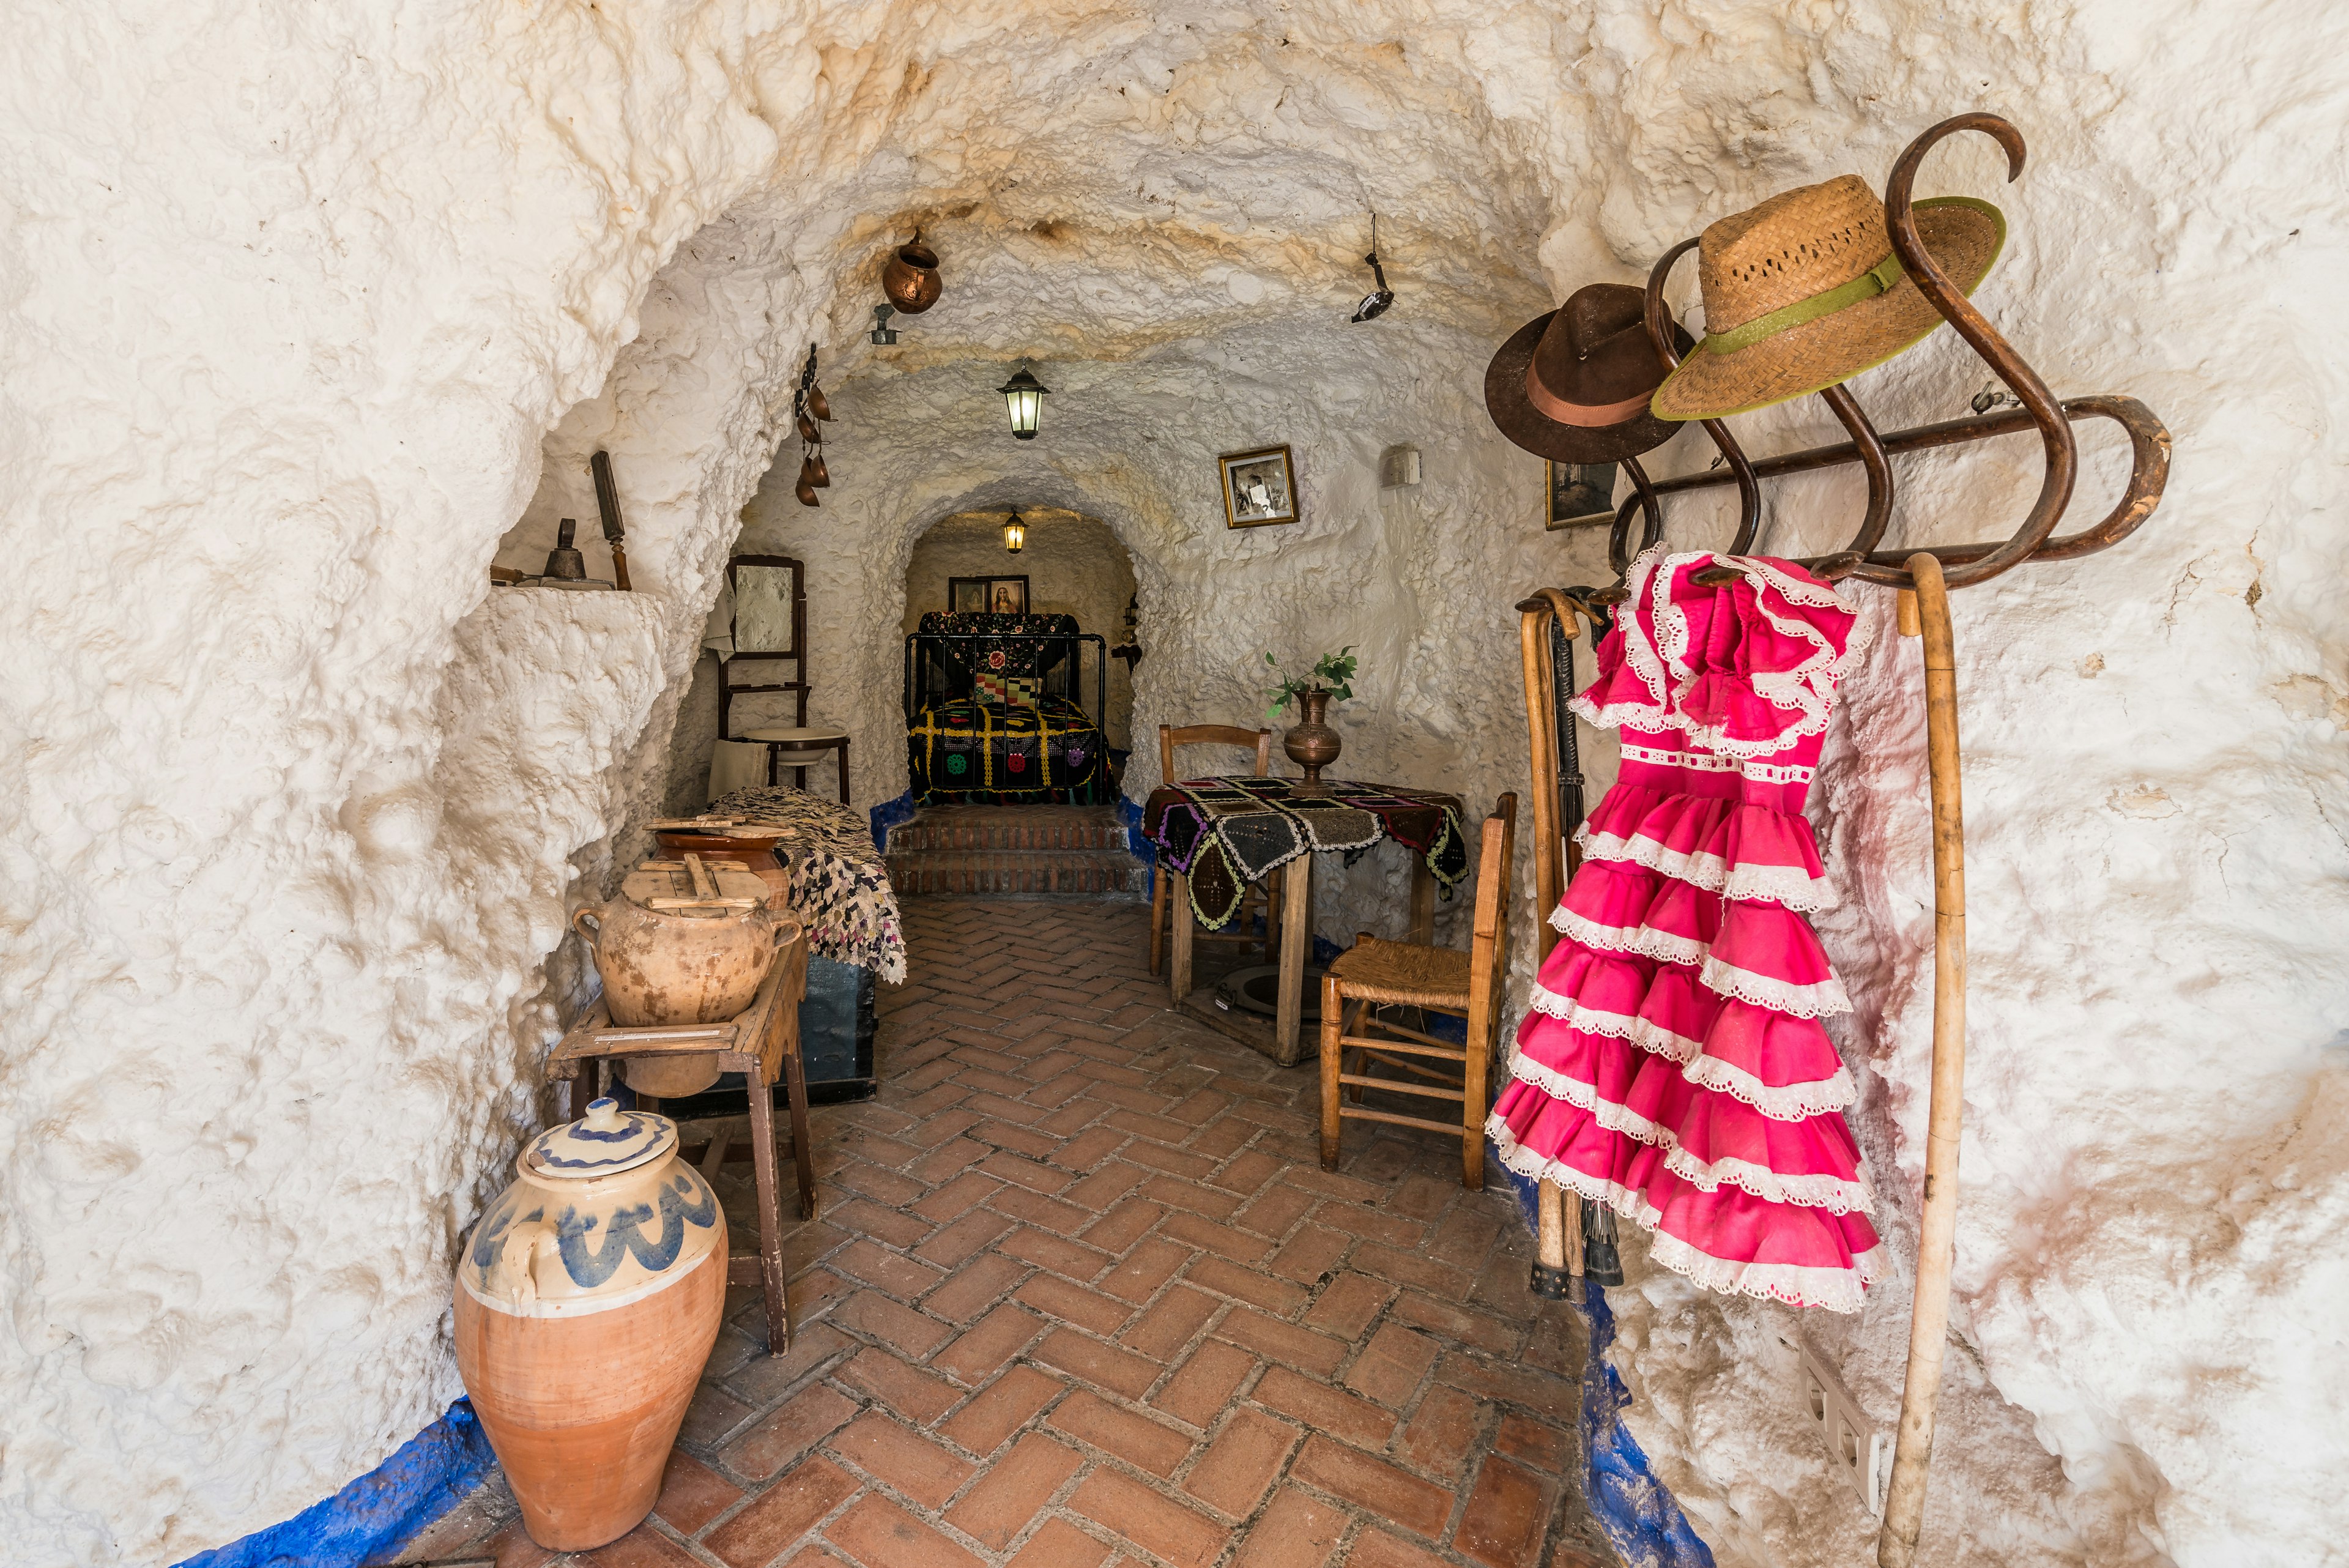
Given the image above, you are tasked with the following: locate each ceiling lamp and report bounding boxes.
[1003,511,1026,553]
[998,363,1049,440]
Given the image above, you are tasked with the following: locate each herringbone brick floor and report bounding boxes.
[394,900,1612,1568]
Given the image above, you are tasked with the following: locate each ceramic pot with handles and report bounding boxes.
[571,881,788,1097]
[456,1098,728,1551]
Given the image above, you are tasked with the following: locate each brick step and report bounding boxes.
[888,804,1131,854]
[885,848,1148,900]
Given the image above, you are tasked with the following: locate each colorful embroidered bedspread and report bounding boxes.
[1143,775,1470,930]
[706,786,907,983]
[908,695,1110,805]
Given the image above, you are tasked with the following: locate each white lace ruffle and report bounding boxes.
[1678,1052,1858,1121]
[1522,982,1705,1063]
[1499,1058,1873,1215]
[1699,956,1852,1018]
[1573,827,1839,914]
[1484,1124,1883,1313]
[1551,907,1708,967]
[1524,978,1858,1120]
[1616,742,1816,787]
[1502,1053,1672,1142]
[1660,1146,1874,1214]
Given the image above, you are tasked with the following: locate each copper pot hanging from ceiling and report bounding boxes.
[881,238,941,314]
[796,409,819,442]
[807,450,830,487]
[804,383,832,421]
[795,455,820,507]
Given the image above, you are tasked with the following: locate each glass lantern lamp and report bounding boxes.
[1003,511,1026,553]
[998,363,1049,440]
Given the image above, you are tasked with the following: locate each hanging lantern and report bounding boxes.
[998,363,1049,440]
[1003,511,1026,553]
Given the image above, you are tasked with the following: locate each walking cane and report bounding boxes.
[1877,552,1967,1566]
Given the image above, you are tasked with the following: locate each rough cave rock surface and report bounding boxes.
[2,3,2344,1565]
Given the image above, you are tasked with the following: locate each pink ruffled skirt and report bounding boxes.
[1488,786,1886,1312]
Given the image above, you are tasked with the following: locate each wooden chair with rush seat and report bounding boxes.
[1149,723,1284,977]
[1317,793,1516,1189]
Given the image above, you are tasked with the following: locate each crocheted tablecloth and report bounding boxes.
[1142,775,1470,931]
[707,786,906,983]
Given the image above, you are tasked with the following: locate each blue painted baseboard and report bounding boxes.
[174,1399,497,1568]
[868,790,916,853]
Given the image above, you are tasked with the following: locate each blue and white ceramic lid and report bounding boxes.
[525,1098,677,1180]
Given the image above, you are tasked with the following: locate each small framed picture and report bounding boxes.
[1220,445,1299,529]
[1545,461,1620,530]
[951,576,1029,614]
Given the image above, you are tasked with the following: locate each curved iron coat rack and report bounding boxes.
[1521,113,2173,1568]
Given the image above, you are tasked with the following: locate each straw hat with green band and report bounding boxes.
[1649,174,2005,422]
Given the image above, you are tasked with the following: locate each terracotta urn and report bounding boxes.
[456,1098,728,1551]
[1283,688,1342,797]
[573,886,785,1097]
[881,239,941,314]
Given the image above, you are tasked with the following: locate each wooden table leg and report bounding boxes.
[1408,853,1435,943]
[1168,868,1193,1003]
[744,1062,792,1355]
[1264,865,1283,963]
[836,737,852,804]
[782,1049,817,1221]
[1275,853,1314,1068]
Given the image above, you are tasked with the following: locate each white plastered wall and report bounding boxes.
[2,3,2346,1566]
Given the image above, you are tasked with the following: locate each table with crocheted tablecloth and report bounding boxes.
[1143,775,1471,1066]
[707,786,905,984]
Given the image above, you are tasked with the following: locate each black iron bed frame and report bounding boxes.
[901,631,1109,728]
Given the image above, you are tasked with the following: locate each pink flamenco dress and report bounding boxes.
[1488,549,1888,1312]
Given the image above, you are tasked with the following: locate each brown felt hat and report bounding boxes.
[1651,175,2005,422]
[1485,283,1693,464]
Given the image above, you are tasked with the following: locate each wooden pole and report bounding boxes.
[1877,552,1967,1566]
[1516,592,1590,1278]
[1518,601,1566,965]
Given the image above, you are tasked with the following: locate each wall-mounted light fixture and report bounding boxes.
[1349,214,1395,323]
[998,363,1049,440]
[1003,511,1026,553]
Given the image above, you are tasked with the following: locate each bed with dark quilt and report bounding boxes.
[904,611,1111,804]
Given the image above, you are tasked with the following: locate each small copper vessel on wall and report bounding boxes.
[881,238,941,314]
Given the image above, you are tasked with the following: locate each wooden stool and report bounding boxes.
[741,725,852,803]
[548,931,815,1353]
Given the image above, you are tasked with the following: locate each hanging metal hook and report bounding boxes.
[1845,112,2076,590]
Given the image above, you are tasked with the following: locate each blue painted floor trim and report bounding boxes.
[1491,1153,1715,1568]
[868,790,916,853]
[174,1399,497,1568]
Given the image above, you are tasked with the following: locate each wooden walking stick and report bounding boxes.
[1877,552,1967,1566]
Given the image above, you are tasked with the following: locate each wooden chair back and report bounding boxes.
[1159,724,1274,786]
[1465,793,1518,1046]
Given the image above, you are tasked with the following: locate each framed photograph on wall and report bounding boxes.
[1545,461,1620,530]
[950,576,1029,615]
[1220,445,1299,529]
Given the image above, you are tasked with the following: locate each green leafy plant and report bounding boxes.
[1264,646,1359,721]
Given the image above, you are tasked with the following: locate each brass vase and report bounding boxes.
[1283,689,1341,797]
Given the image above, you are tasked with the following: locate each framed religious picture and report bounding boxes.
[950,575,1028,614]
[1545,461,1620,530]
[1219,445,1299,529]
